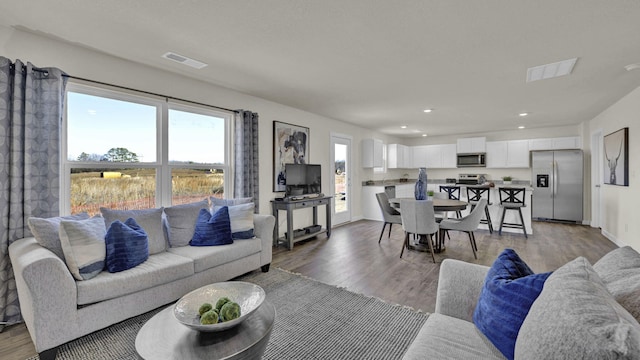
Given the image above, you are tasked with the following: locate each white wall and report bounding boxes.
[587,85,640,251]
[0,25,396,230]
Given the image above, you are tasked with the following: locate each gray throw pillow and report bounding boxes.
[593,246,640,322]
[28,212,90,259]
[514,257,640,359]
[210,197,252,206]
[100,207,165,254]
[164,200,209,247]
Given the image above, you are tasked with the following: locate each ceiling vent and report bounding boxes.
[526,58,577,82]
[162,52,208,69]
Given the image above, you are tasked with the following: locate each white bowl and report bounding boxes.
[173,282,265,332]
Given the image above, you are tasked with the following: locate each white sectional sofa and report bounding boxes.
[9,209,275,360]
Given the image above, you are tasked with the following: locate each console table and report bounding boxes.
[270,196,332,250]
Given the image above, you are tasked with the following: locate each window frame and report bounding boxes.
[61,81,232,215]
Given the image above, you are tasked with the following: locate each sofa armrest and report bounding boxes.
[8,237,79,352]
[253,214,275,267]
[435,259,489,322]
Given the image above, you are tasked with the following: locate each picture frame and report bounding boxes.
[273,121,310,192]
[603,127,629,186]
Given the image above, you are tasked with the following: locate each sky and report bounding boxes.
[66,92,226,164]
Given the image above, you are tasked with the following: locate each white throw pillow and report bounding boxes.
[213,203,255,239]
[59,216,107,281]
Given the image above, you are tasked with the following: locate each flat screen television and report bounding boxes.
[285,164,321,197]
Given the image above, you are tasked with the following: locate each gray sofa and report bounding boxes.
[9,213,275,360]
[403,247,640,359]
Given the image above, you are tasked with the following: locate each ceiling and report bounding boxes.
[1,1,640,137]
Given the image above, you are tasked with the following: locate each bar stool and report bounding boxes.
[466,186,494,233]
[498,187,528,238]
[439,185,462,218]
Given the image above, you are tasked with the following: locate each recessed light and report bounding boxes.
[518,126,525,129]
[401,125,407,129]
[423,109,432,113]
[422,134,427,137]
[519,113,528,117]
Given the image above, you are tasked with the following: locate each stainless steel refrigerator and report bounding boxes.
[531,150,583,223]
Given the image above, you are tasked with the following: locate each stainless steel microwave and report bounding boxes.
[457,153,486,167]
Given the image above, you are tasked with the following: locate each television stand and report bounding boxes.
[270,196,332,250]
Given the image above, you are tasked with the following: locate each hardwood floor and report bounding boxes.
[0,220,618,360]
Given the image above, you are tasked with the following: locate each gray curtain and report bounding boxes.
[234,110,259,212]
[0,57,67,328]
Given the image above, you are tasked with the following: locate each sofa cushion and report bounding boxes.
[105,218,149,273]
[100,207,165,254]
[214,203,255,239]
[168,237,261,273]
[76,251,194,305]
[473,249,551,360]
[593,246,640,322]
[59,216,106,281]
[164,199,209,247]
[190,207,233,246]
[27,212,90,260]
[514,257,640,359]
[402,313,505,360]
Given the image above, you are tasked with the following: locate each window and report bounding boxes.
[62,83,231,215]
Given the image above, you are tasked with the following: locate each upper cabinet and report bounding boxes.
[486,140,530,168]
[361,138,384,168]
[387,144,412,168]
[419,144,457,169]
[529,136,581,151]
[457,137,486,153]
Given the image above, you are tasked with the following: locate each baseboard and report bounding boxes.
[601,229,628,247]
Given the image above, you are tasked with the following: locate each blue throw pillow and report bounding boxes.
[473,249,552,360]
[190,207,233,246]
[105,218,149,273]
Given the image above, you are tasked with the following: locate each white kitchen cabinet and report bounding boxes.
[424,144,457,169]
[361,138,384,168]
[486,140,529,168]
[528,136,581,151]
[457,137,486,153]
[361,186,384,221]
[506,140,530,167]
[411,145,428,168]
[387,144,411,168]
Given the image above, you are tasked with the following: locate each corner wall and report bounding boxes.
[588,86,640,251]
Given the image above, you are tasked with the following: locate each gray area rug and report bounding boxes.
[28,268,429,359]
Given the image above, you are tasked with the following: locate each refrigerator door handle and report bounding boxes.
[553,160,558,197]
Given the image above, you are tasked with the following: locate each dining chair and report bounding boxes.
[399,199,439,263]
[438,198,487,259]
[439,185,462,218]
[498,187,528,238]
[375,192,402,243]
[432,192,451,241]
[466,186,494,233]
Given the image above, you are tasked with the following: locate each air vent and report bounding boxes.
[162,52,208,69]
[526,58,577,82]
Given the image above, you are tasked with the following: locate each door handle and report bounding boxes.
[595,184,601,188]
[553,160,558,198]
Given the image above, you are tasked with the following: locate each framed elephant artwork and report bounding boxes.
[273,121,309,192]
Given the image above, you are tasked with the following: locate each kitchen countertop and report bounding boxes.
[362,179,532,189]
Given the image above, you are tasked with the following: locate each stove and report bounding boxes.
[457,174,487,185]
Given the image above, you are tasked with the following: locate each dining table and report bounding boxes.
[389,197,468,253]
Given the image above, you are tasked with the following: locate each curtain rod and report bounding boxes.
[62,74,238,114]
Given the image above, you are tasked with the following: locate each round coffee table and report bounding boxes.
[136,301,275,360]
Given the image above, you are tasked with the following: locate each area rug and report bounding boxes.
[28,268,429,360]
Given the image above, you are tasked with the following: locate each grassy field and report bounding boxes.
[71,168,224,215]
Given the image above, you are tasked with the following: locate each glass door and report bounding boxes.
[330,134,352,225]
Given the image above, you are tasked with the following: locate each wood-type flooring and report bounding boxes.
[0,220,618,360]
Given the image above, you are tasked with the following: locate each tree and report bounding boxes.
[101,147,139,162]
[76,152,103,162]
